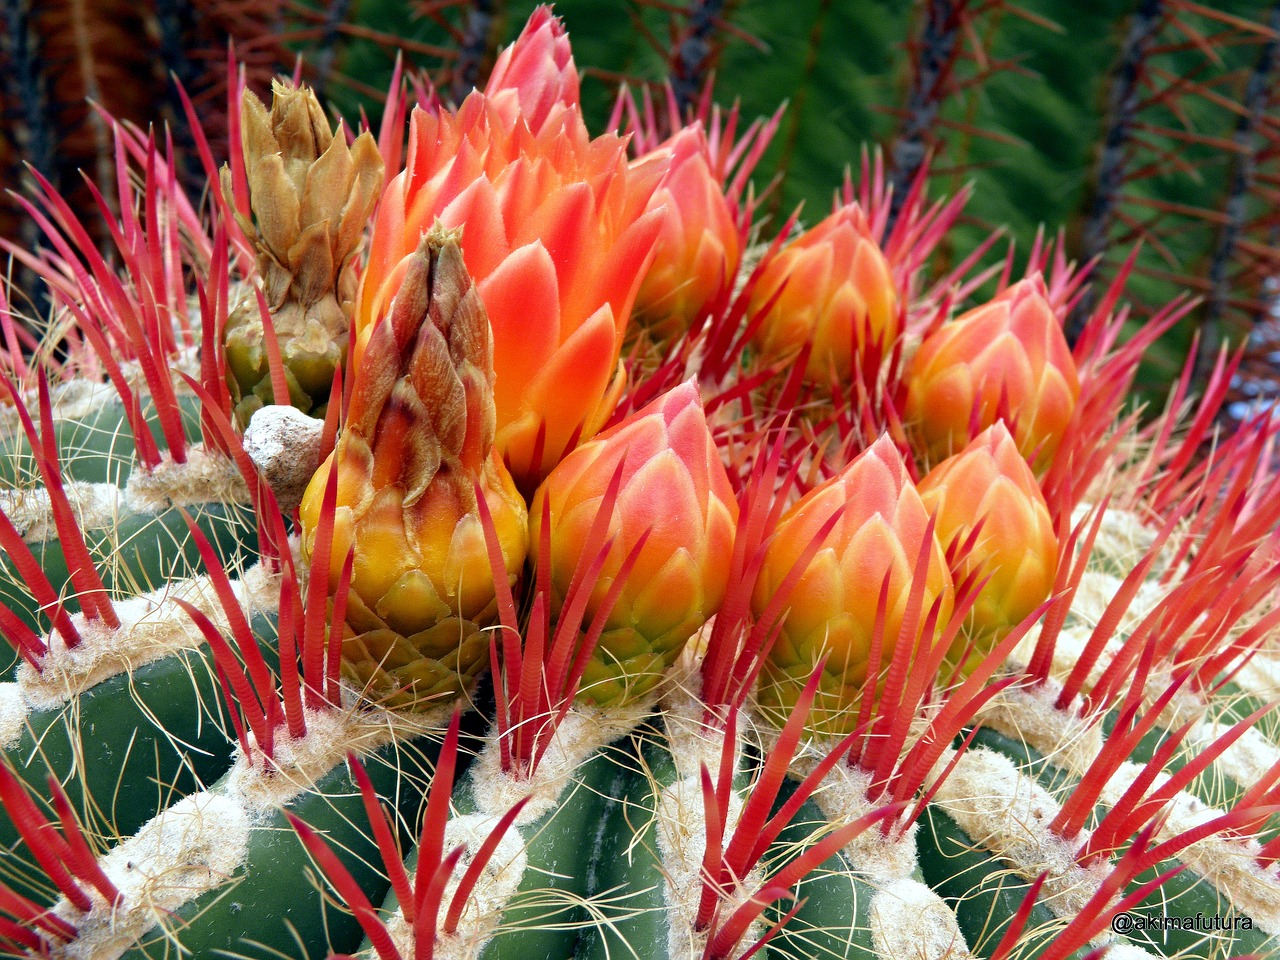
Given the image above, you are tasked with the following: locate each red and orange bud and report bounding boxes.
[904,274,1079,472]
[483,5,584,139]
[359,19,665,495]
[918,423,1058,674]
[529,381,738,706]
[301,225,528,708]
[748,203,898,385]
[631,125,741,340]
[752,435,953,733]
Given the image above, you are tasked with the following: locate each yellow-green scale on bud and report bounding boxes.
[529,381,738,706]
[918,422,1059,676]
[751,435,953,734]
[223,80,385,426]
[299,223,528,709]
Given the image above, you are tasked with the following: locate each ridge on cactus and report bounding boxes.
[3,7,1280,960]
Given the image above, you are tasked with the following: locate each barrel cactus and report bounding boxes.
[2,10,1280,960]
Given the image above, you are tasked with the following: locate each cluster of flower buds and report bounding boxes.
[357,11,665,496]
[295,7,1078,728]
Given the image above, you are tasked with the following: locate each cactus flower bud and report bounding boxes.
[631,125,742,340]
[917,423,1058,675]
[483,5,585,139]
[904,275,1079,472]
[223,81,385,426]
[359,23,664,495]
[300,224,528,708]
[752,436,953,733]
[529,381,738,706]
[748,203,898,385]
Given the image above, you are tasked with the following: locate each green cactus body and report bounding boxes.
[115,734,437,960]
[0,393,204,488]
[764,796,877,960]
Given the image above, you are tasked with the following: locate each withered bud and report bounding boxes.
[221,81,386,427]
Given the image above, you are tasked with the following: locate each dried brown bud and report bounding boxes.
[222,81,386,426]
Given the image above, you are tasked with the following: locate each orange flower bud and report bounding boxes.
[748,203,898,385]
[918,423,1058,674]
[483,5,585,139]
[631,125,741,340]
[358,18,665,495]
[752,436,953,733]
[529,382,738,706]
[904,275,1079,472]
[301,225,528,708]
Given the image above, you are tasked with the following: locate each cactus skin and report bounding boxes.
[4,11,1280,960]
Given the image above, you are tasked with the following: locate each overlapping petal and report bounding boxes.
[749,203,898,385]
[632,125,741,340]
[904,274,1079,472]
[918,423,1058,674]
[752,436,953,732]
[529,381,738,706]
[359,68,664,494]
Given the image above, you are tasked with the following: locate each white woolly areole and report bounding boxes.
[5,562,280,728]
[870,878,973,959]
[242,405,324,513]
[125,446,250,513]
[648,671,767,956]
[0,684,26,750]
[468,699,653,825]
[413,813,530,960]
[750,700,924,883]
[661,670,738,781]
[1100,762,1280,935]
[1071,503,1157,574]
[228,702,450,812]
[930,748,1110,919]
[1187,718,1280,790]
[0,482,121,541]
[810,762,918,882]
[977,679,1103,776]
[1065,573,1168,635]
[50,792,253,960]
[655,770,757,960]
[0,378,133,438]
[1101,945,1160,960]
[1233,652,1280,700]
